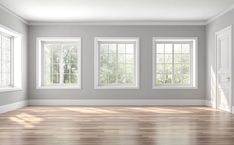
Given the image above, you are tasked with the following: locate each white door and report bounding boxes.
[216,26,232,112]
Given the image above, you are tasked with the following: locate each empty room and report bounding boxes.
[0,0,234,144]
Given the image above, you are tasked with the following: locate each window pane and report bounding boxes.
[108,44,116,53]
[100,44,108,53]
[126,44,134,54]
[165,44,172,53]
[98,40,137,87]
[182,44,190,53]
[156,54,164,63]
[126,54,134,63]
[154,39,195,87]
[156,64,164,74]
[156,44,164,53]
[174,44,182,53]
[42,40,80,87]
[118,44,125,53]
[165,54,172,63]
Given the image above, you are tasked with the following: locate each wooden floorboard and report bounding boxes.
[0,106,234,145]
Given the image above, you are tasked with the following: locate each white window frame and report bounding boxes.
[0,24,22,93]
[94,37,139,89]
[152,37,198,89]
[36,37,82,89]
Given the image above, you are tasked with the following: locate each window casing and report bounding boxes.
[153,38,197,89]
[37,38,81,89]
[94,37,139,89]
[0,25,22,92]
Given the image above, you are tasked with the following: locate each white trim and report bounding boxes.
[94,37,140,89]
[36,37,82,89]
[28,99,206,106]
[0,100,27,114]
[206,4,234,25]
[215,25,233,112]
[0,88,22,93]
[28,20,206,26]
[0,4,28,24]
[152,37,198,89]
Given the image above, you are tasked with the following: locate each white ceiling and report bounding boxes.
[0,0,234,22]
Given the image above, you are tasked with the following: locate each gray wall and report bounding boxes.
[206,9,234,105]
[0,8,28,105]
[28,25,206,100]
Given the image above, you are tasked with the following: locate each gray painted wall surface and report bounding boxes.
[29,25,206,100]
[0,8,28,105]
[206,9,234,105]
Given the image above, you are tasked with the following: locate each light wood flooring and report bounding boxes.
[0,106,234,145]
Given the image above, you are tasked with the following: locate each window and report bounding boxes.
[37,37,81,89]
[0,25,22,92]
[153,37,197,88]
[94,37,139,89]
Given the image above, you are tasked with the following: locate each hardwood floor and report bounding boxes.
[0,106,234,145]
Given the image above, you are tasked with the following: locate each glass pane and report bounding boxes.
[126,44,134,54]
[165,64,172,74]
[63,74,70,83]
[174,64,182,74]
[53,47,61,63]
[108,53,116,64]
[52,64,60,73]
[174,74,182,84]
[156,54,164,63]
[64,64,69,73]
[165,54,172,63]
[156,74,165,84]
[181,64,190,74]
[164,74,172,84]
[118,44,125,53]
[70,53,78,63]
[156,44,164,53]
[71,64,78,73]
[182,74,190,84]
[100,53,108,64]
[100,44,109,53]
[52,74,60,84]
[126,64,134,74]
[126,54,134,63]
[181,54,190,63]
[126,73,134,84]
[165,44,172,53]
[182,44,190,53]
[174,44,182,53]
[156,64,164,74]
[70,74,78,83]
[118,54,125,63]
[108,44,116,53]
[174,54,181,63]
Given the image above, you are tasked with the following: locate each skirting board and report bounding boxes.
[0,101,28,114]
[28,99,206,106]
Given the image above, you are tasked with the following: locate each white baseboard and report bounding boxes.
[29,99,206,106]
[0,100,28,114]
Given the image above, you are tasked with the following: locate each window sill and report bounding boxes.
[95,86,139,89]
[153,86,198,89]
[36,86,81,90]
[0,87,23,93]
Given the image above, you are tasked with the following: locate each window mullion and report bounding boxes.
[10,37,14,87]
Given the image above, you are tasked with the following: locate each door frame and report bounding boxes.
[215,25,233,112]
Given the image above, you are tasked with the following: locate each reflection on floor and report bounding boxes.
[0,106,234,145]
